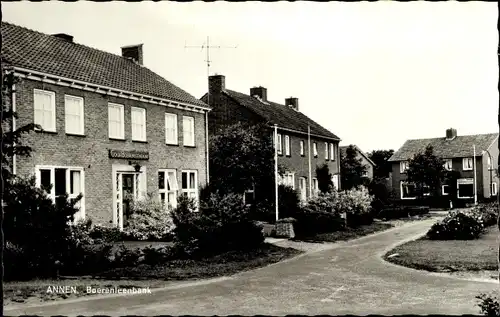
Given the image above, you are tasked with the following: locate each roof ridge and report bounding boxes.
[406,132,499,141]
[2,21,145,69]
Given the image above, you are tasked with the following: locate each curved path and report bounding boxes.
[6,218,498,315]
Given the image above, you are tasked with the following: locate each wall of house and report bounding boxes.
[357,152,374,179]
[391,156,486,202]
[482,137,499,198]
[14,78,208,226]
[277,131,341,198]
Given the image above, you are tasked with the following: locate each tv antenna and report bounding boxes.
[185,36,238,104]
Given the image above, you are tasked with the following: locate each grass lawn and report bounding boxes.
[4,243,302,306]
[384,225,498,272]
[292,222,395,243]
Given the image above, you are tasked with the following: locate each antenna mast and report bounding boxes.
[185,36,237,105]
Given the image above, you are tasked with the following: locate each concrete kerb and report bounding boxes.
[378,217,498,285]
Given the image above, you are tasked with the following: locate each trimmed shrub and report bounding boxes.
[171,193,265,258]
[427,210,484,240]
[122,196,175,241]
[88,224,124,243]
[476,293,500,316]
[294,192,345,236]
[337,186,374,227]
[3,176,82,279]
[472,203,498,227]
[112,245,144,267]
[278,184,302,219]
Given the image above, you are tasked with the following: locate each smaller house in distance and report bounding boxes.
[340,145,376,180]
[202,75,341,203]
[388,128,499,204]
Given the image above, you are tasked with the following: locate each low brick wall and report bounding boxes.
[275,222,295,239]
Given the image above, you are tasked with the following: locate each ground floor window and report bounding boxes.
[442,185,450,196]
[312,178,319,197]
[280,172,295,189]
[400,181,416,199]
[457,178,474,199]
[36,166,85,220]
[158,169,178,209]
[243,183,256,206]
[299,177,307,201]
[181,170,198,201]
[331,174,339,190]
[422,185,430,196]
[491,182,498,196]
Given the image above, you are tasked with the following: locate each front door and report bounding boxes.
[299,177,307,201]
[122,173,136,227]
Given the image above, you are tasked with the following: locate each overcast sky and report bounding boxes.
[3,1,498,152]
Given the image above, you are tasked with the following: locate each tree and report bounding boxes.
[406,145,446,200]
[368,149,395,179]
[315,163,333,193]
[340,145,369,190]
[209,122,275,197]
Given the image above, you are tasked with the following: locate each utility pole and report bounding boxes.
[184,36,237,105]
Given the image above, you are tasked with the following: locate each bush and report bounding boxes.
[337,186,374,227]
[122,195,175,241]
[294,192,345,236]
[472,203,499,227]
[112,245,144,267]
[427,210,484,240]
[477,293,500,316]
[88,224,124,243]
[3,176,82,279]
[142,246,175,265]
[278,184,302,219]
[171,193,264,258]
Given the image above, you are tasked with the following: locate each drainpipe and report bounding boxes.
[205,110,209,185]
[473,144,477,205]
[274,124,279,222]
[11,83,16,175]
[308,125,312,197]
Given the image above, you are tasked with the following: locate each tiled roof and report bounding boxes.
[340,145,376,166]
[223,89,340,140]
[388,133,499,162]
[1,21,206,107]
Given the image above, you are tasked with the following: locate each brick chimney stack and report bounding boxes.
[121,44,144,65]
[285,97,299,111]
[446,128,457,140]
[250,86,267,102]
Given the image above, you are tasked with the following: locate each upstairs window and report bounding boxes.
[165,113,178,145]
[108,103,125,139]
[183,116,195,146]
[300,140,305,156]
[64,95,84,135]
[443,159,452,171]
[131,107,147,142]
[400,161,409,173]
[284,135,291,156]
[324,142,328,160]
[277,134,283,155]
[34,89,56,132]
[330,143,335,161]
[313,142,318,157]
[462,157,473,171]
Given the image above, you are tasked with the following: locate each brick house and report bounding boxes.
[2,22,210,229]
[201,75,341,202]
[340,145,376,180]
[388,128,499,203]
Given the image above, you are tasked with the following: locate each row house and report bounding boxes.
[339,145,376,180]
[2,22,210,229]
[388,128,499,202]
[202,75,341,202]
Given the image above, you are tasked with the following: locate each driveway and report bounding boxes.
[6,218,498,315]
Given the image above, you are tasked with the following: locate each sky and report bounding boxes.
[3,1,498,153]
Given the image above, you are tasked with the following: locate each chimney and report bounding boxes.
[121,44,144,65]
[52,33,73,43]
[285,97,299,111]
[209,74,226,95]
[250,86,267,102]
[446,128,457,140]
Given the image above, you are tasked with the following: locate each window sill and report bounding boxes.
[286,154,291,157]
[463,169,473,171]
[132,140,148,144]
[184,145,196,148]
[66,133,86,137]
[166,143,179,147]
[35,129,57,135]
[109,137,126,141]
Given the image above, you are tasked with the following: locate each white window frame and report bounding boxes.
[462,157,473,171]
[282,172,295,189]
[457,178,474,199]
[331,174,339,190]
[183,116,195,147]
[300,140,305,156]
[243,183,256,206]
[442,185,450,196]
[443,159,452,171]
[35,165,85,221]
[64,95,84,135]
[487,156,492,170]
[277,134,283,155]
[312,177,319,196]
[158,169,178,209]
[181,170,198,203]
[165,113,178,145]
[284,135,291,156]
[400,161,409,173]
[400,181,417,200]
[313,142,318,157]
[131,107,147,142]
[298,177,307,201]
[491,182,498,196]
[324,142,328,160]
[108,103,125,139]
[33,89,56,132]
[330,143,335,161]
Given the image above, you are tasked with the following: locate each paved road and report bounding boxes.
[6,218,499,316]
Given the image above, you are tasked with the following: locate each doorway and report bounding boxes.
[115,171,140,230]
